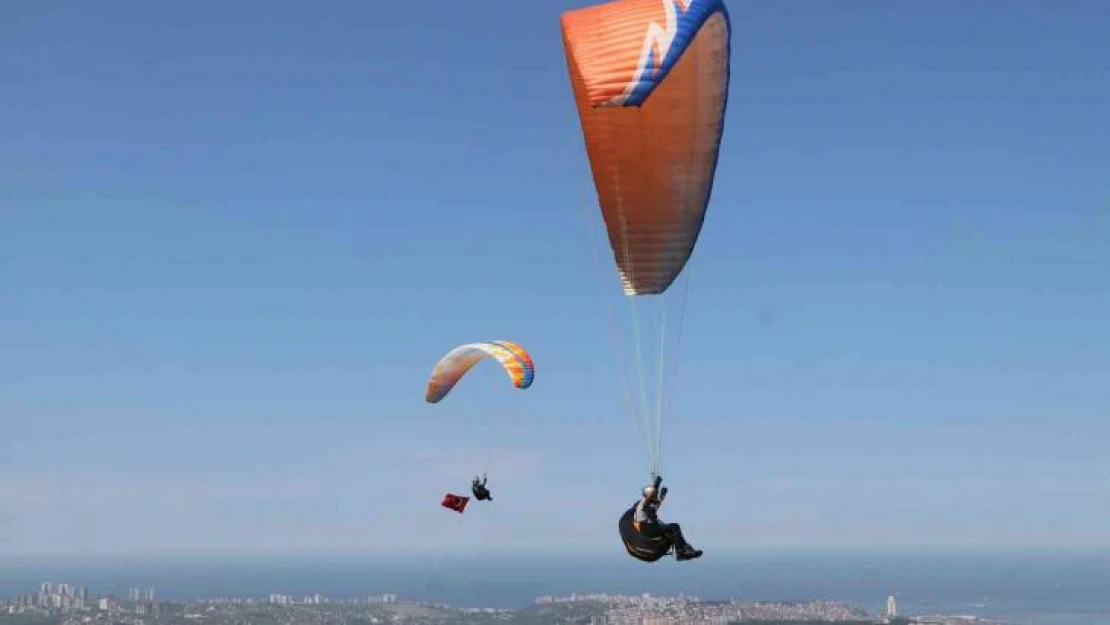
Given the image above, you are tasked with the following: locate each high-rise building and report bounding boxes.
[885,593,898,619]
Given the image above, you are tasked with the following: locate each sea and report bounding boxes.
[1,550,1108,625]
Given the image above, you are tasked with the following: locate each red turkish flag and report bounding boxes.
[441,493,470,513]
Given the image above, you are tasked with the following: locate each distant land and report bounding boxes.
[2,584,1014,625]
[3,551,1109,624]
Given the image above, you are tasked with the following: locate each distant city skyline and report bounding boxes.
[2,550,1107,620]
[3,0,1109,556]
[0,581,963,625]
[4,548,1110,624]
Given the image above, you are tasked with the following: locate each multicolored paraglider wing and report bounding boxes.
[425,342,532,404]
[561,0,731,296]
[441,493,470,513]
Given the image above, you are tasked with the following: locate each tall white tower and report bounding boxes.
[885,593,898,619]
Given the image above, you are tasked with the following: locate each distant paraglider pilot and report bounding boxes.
[618,476,702,562]
[471,474,493,501]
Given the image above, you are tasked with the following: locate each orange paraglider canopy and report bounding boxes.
[561,0,731,296]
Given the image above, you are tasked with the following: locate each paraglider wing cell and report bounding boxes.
[491,341,535,385]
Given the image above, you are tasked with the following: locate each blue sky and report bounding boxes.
[2,0,1108,557]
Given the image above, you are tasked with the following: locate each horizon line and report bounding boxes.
[3,542,1109,563]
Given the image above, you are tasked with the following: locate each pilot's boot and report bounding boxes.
[675,545,703,561]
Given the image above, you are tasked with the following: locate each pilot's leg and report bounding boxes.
[666,524,702,560]
[638,523,669,542]
[663,523,689,550]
